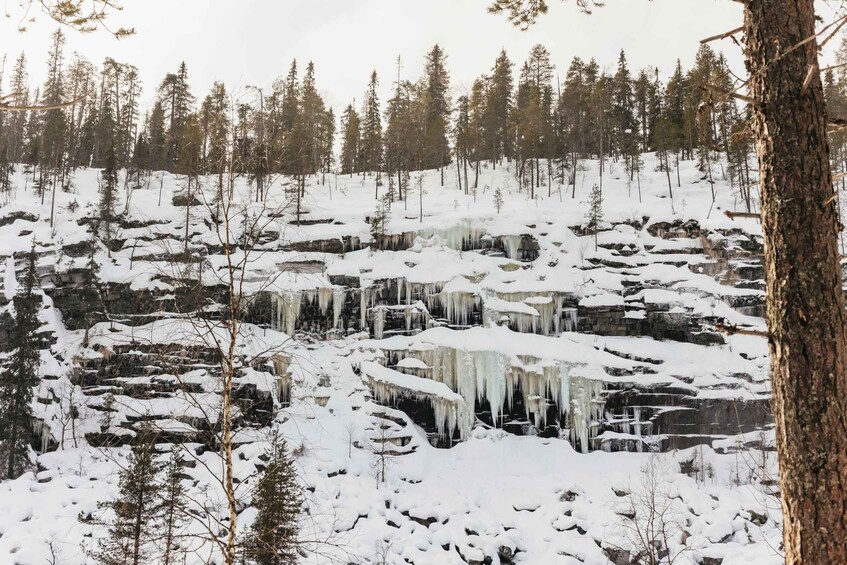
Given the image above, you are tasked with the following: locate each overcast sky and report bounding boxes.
[2,0,840,114]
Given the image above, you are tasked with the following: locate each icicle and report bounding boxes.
[474,351,506,426]
[318,287,333,315]
[332,288,345,330]
[273,291,303,335]
[568,375,604,453]
[632,406,643,453]
[502,235,521,260]
[562,308,579,333]
[373,307,386,339]
[359,287,370,331]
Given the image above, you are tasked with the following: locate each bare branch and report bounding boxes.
[700,26,744,44]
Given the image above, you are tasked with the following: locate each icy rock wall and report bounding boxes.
[367,376,472,440]
[382,346,603,448]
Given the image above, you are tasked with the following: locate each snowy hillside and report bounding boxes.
[0,154,781,564]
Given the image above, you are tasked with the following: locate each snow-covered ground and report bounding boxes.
[0,154,782,564]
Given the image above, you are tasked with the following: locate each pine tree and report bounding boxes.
[242,433,302,565]
[159,445,188,565]
[92,428,163,565]
[0,248,41,479]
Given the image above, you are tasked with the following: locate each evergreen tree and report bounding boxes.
[319,107,335,185]
[384,58,414,199]
[200,81,231,198]
[242,433,302,565]
[146,100,167,171]
[339,103,360,176]
[159,445,188,565]
[467,78,487,189]
[92,428,163,565]
[422,45,451,182]
[493,186,504,214]
[65,54,97,169]
[157,63,195,170]
[663,59,686,160]
[99,116,119,250]
[486,49,514,166]
[370,193,391,248]
[277,60,300,175]
[39,29,68,201]
[359,70,383,182]
[586,183,603,251]
[4,53,29,164]
[0,248,41,479]
[611,49,636,160]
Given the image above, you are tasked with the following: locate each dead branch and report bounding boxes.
[700,26,744,44]
[701,83,755,105]
[715,323,769,338]
[0,94,87,112]
[801,63,819,95]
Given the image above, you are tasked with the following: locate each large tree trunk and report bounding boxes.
[744,3,847,564]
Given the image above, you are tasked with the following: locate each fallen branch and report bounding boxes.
[715,323,769,338]
[725,210,760,220]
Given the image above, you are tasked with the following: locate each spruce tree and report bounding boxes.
[242,433,302,565]
[0,248,41,479]
[92,427,163,565]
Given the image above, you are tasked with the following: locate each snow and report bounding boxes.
[0,153,782,564]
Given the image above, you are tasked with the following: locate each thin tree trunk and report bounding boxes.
[745,3,847,564]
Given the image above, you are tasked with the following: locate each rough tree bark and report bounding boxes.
[744,2,847,564]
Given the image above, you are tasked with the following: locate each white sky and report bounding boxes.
[1,0,841,114]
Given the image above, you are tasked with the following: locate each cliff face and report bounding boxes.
[0,157,780,564]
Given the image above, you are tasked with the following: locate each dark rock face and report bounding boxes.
[41,213,772,454]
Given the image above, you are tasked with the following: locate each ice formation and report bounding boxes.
[362,361,472,439]
[378,340,603,442]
